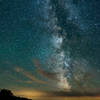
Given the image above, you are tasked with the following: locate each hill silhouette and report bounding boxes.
[0,89,32,100]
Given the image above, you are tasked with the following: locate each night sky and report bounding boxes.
[0,0,100,98]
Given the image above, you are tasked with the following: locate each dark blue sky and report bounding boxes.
[0,0,100,93]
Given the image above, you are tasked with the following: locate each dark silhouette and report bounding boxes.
[0,89,32,100]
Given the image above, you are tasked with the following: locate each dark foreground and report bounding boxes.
[0,89,32,100]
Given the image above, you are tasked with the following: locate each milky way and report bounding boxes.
[38,0,100,91]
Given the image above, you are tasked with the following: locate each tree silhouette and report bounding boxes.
[0,89,31,100]
[0,89,13,97]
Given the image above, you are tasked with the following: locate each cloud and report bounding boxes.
[16,80,33,84]
[33,59,60,81]
[14,67,48,85]
[14,66,59,91]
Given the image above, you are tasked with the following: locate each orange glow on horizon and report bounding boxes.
[13,90,48,99]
